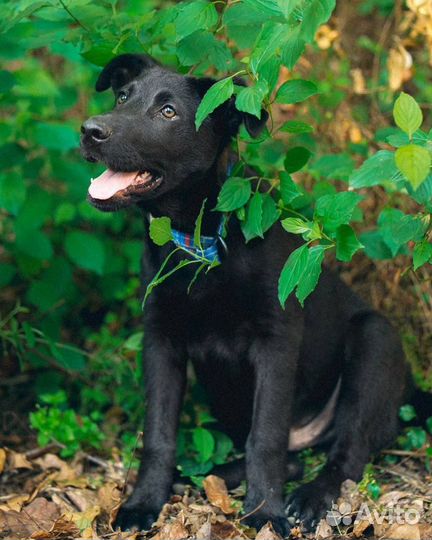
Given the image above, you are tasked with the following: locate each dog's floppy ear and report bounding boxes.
[189,77,268,139]
[96,53,158,92]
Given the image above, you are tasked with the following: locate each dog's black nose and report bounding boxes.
[81,118,112,142]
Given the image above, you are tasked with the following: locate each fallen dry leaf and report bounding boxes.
[353,518,372,537]
[350,68,366,95]
[0,494,30,512]
[0,448,6,474]
[0,497,60,539]
[315,24,339,50]
[97,481,122,513]
[203,475,236,515]
[315,518,333,539]
[194,519,211,540]
[212,519,247,539]
[34,453,77,481]
[385,523,421,540]
[64,487,99,512]
[30,515,80,539]
[64,505,101,534]
[255,522,281,540]
[151,518,189,540]
[8,450,33,470]
[387,43,413,90]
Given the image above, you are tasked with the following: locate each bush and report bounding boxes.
[1,0,431,469]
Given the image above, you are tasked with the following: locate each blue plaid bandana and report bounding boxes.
[171,216,227,264]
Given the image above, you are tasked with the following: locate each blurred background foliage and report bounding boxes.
[0,0,432,478]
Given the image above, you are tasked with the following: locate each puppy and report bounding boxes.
[81,54,410,536]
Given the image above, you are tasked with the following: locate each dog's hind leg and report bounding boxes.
[209,452,304,489]
[286,311,408,531]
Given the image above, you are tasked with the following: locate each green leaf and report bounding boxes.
[315,192,363,231]
[261,194,281,232]
[0,70,16,92]
[257,56,281,93]
[241,192,264,242]
[27,257,72,311]
[393,92,423,138]
[275,79,318,104]
[300,0,336,42]
[195,77,234,130]
[284,146,312,173]
[378,209,427,257]
[408,173,432,206]
[51,346,86,371]
[395,144,431,189]
[281,27,305,69]
[281,217,311,234]
[0,171,26,215]
[194,200,206,250]
[178,31,233,71]
[243,0,286,17]
[215,178,251,211]
[123,332,144,352]
[250,22,288,74]
[16,228,53,260]
[34,123,79,151]
[65,231,106,275]
[276,0,302,18]
[406,427,427,450]
[311,154,354,181]
[349,150,400,189]
[278,244,309,307]
[212,431,234,464]
[360,230,394,260]
[0,263,15,287]
[223,3,264,48]
[296,245,325,305]
[0,143,26,170]
[279,172,301,204]
[149,217,173,246]
[81,45,115,67]
[400,404,416,422]
[175,0,218,39]
[279,120,314,134]
[413,240,432,270]
[235,80,268,119]
[336,225,363,262]
[193,427,215,463]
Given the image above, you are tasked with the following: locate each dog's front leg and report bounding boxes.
[243,335,300,537]
[115,335,186,532]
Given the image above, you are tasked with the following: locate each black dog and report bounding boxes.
[81,54,412,536]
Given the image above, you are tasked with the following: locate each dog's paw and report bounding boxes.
[285,482,338,532]
[244,513,291,538]
[113,504,158,532]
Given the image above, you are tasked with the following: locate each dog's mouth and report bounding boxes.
[88,169,163,201]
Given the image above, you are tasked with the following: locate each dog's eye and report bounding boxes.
[117,91,129,105]
[161,105,176,119]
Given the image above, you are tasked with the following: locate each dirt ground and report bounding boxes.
[0,438,431,540]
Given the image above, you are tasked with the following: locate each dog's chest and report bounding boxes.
[150,266,269,362]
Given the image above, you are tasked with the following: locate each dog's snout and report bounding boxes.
[81,118,112,142]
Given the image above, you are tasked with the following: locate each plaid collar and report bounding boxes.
[171,216,227,264]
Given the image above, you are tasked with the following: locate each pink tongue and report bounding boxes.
[88,169,139,200]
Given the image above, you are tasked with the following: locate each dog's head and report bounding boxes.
[81,54,267,211]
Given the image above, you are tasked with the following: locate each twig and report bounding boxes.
[58,0,89,31]
[121,431,143,498]
[238,499,266,522]
[25,444,60,460]
[381,449,427,458]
